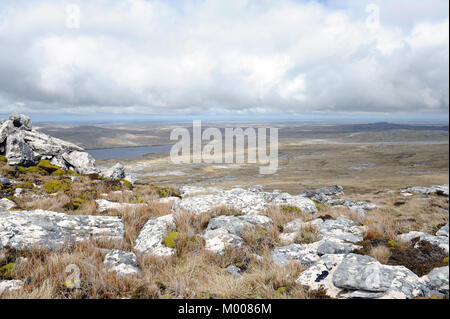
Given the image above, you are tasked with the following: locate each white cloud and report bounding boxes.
[0,0,448,118]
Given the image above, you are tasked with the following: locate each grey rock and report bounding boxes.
[317,239,361,256]
[318,217,364,243]
[0,120,15,144]
[296,254,345,298]
[272,242,321,267]
[0,209,125,250]
[436,224,449,237]
[403,184,449,197]
[103,250,140,276]
[0,176,13,185]
[6,131,35,166]
[301,185,344,200]
[22,130,83,158]
[134,214,175,257]
[63,151,99,175]
[0,280,23,294]
[207,215,273,237]
[9,112,32,130]
[202,228,245,254]
[421,266,449,296]
[0,198,16,210]
[102,163,126,179]
[333,254,393,292]
[226,265,242,278]
[283,218,303,233]
[95,199,146,213]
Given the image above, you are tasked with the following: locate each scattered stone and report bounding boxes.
[301,185,344,203]
[283,218,303,233]
[103,250,140,276]
[272,242,321,266]
[226,265,242,278]
[0,209,124,250]
[326,199,381,216]
[202,228,244,254]
[402,184,449,197]
[206,215,273,237]
[316,239,361,256]
[134,214,175,257]
[102,163,126,179]
[0,280,23,294]
[318,217,364,243]
[0,176,13,186]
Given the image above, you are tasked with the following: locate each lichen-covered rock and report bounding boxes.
[283,218,303,233]
[301,185,344,203]
[134,214,175,257]
[63,151,98,175]
[296,254,345,298]
[174,187,317,215]
[398,231,449,253]
[5,131,35,166]
[326,199,381,216]
[318,217,364,243]
[402,185,449,197]
[9,112,32,131]
[0,209,124,250]
[102,163,126,179]
[272,242,321,266]
[226,265,242,278]
[421,266,449,296]
[22,130,83,157]
[436,224,449,237]
[206,215,273,237]
[316,239,361,256]
[202,228,244,254]
[0,280,23,294]
[0,176,13,186]
[103,250,140,276]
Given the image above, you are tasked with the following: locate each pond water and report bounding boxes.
[87,145,172,160]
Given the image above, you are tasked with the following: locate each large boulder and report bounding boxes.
[103,250,140,276]
[5,131,35,166]
[62,151,99,175]
[134,214,175,257]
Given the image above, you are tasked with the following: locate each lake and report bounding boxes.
[87,145,172,160]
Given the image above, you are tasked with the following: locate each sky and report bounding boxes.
[0,0,448,122]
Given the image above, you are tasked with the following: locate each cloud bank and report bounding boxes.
[0,0,448,119]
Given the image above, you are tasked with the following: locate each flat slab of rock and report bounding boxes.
[103,250,140,276]
[174,187,317,215]
[319,217,364,243]
[95,199,146,213]
[134,214,175,257]
[206,215,273,237]
[0,280,23,294]
[0,198,16,210]
[272,243,321,267]
[0,209,125,250]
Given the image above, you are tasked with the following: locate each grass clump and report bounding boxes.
[294,224,321,244]
[37,160,60,174]
[0,155,7,163]
[281,206,302,214]
[0,262,16,280]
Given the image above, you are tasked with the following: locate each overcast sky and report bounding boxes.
[0,0,448,122]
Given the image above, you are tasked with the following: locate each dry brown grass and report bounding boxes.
[294,224,321,244]
[369,245,391,264]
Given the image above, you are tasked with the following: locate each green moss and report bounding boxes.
[17,165,47,175]
[120,179,133,190]
[37,160,60,173]
[443,256,449,264]
[164,232,181,248]
[134,197,145,204]
[63,197,87,211]
[8,208,21,211]
[0,263,16,280]
[388,240,397,248]
[281,205,302,214]
[43,179,70,194]
[52,168,67,176]
[275,286,288,296]
[17,181,34,189]
[0,155,7,163]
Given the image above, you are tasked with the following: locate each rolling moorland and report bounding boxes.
[0,113,448,299]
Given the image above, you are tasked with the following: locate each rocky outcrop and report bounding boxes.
[297,253,429,299]
[0,113,98,174]
[300,185,344,203]
[173,186,317,215]
[436,224,449,237]
[134,214,175,257]
[398,231,449,254]
[202,227,244,254]
[95,199,146,213]
[0,209,125,250]
[103,250,140,276]
[421,266,449,297]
